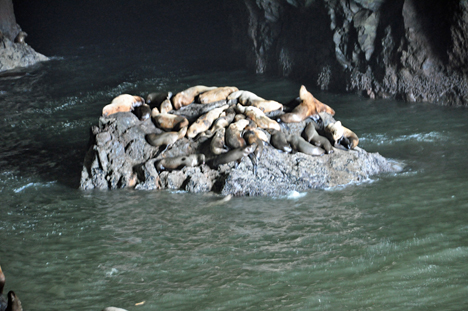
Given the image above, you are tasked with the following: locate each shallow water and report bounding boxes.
[1,45,468,311]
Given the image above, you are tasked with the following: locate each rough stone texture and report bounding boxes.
[228,0,468,106]
[80,100,399,196]
[0,0,48,72]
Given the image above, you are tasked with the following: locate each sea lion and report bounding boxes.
[210,108,236,132]
[287,134,325,156]
[210,128,229,155]
[14,31,27,44]
[228,90,283,113]
[243,129,267,174]
[325,121,359,149]
[225,119,249,149]
[102,94,145,117]
[146,92,172,107]
[6,291,22,311]
[155,154,205,172]
[303,122,334,154]
[280,85,335,123]
[160,99,173,114]
[132,103,151,121]
[233,114,246,122]
[0,266,4,295]
[172,85,217,109]
[102,308,128,311]
[210,143,257,168]
[151,109,189,131]
[266,129,292,153]
[0,266,5,311]
[145,127,187,152]
[235,104,281,131]
[198,86,238,104]
[186,104,229,139]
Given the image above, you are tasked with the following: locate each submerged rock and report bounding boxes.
[80,92,399,196]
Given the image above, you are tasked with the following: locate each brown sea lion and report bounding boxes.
[325,121,359,149]
[235,104,281,131]
[303,122,334,154]
[146,92,172,107]
[210,128,229,155]
[225,119,249,149]
[229,90,283,113]
[132,103,151,121]
[102,94,145,117]
[243,129,267,174]
[151,109,189,131]
[210,108,236,132]
[186,104,229,139]
[287,134,325,156]
[6,291,22,311]
[14,31,27,44]
[266,129,292,153]
[172,85,217,109]
[0,265,4,295]
[145,127,187,152]
[280,85,335,123]
[210,143,257,168]
[155,154,205,172]
[198,86,238,104]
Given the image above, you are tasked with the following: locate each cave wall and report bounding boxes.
[0,0,20,40]
[229,0,468,106]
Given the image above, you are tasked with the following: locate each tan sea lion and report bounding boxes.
[280,85,335,123]
[155,154,205,172]
[102,94,145,117]
[145,127,187,152]
[14,31,27,44]
[235,104,281,131]
[210,128,229,155]
[225,119,249,149]
[151,108,189,131]
[325,121,359,149]
[210,143,257,168]
[198,86,238,104]
[266,129,292,153]
[160,99,173,114]
[287,134,325,156]
[229,90,283,113]
[303,122,334,154]
[6,291,22,311]
[172,85,217,109]
[186,104,229,139]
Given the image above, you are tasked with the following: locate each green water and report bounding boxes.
[1,46,467,311]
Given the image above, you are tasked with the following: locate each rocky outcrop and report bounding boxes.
[0,0,48,72]
[230,0,468,106]
[80,97,399,196]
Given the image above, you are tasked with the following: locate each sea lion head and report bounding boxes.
[14,31,27,44]
[326,121,344,141]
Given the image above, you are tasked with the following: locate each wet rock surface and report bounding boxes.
[80,98,399,196]
[0,34,48,72]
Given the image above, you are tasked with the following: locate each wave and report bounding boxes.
[360,131,446,145]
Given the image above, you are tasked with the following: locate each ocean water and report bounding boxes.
[1,44,468,311]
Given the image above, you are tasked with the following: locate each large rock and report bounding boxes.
[80,99,399,196]
[228,0,468,106]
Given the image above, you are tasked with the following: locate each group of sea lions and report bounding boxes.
[100,84,359,174]
[0,266,22,311]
